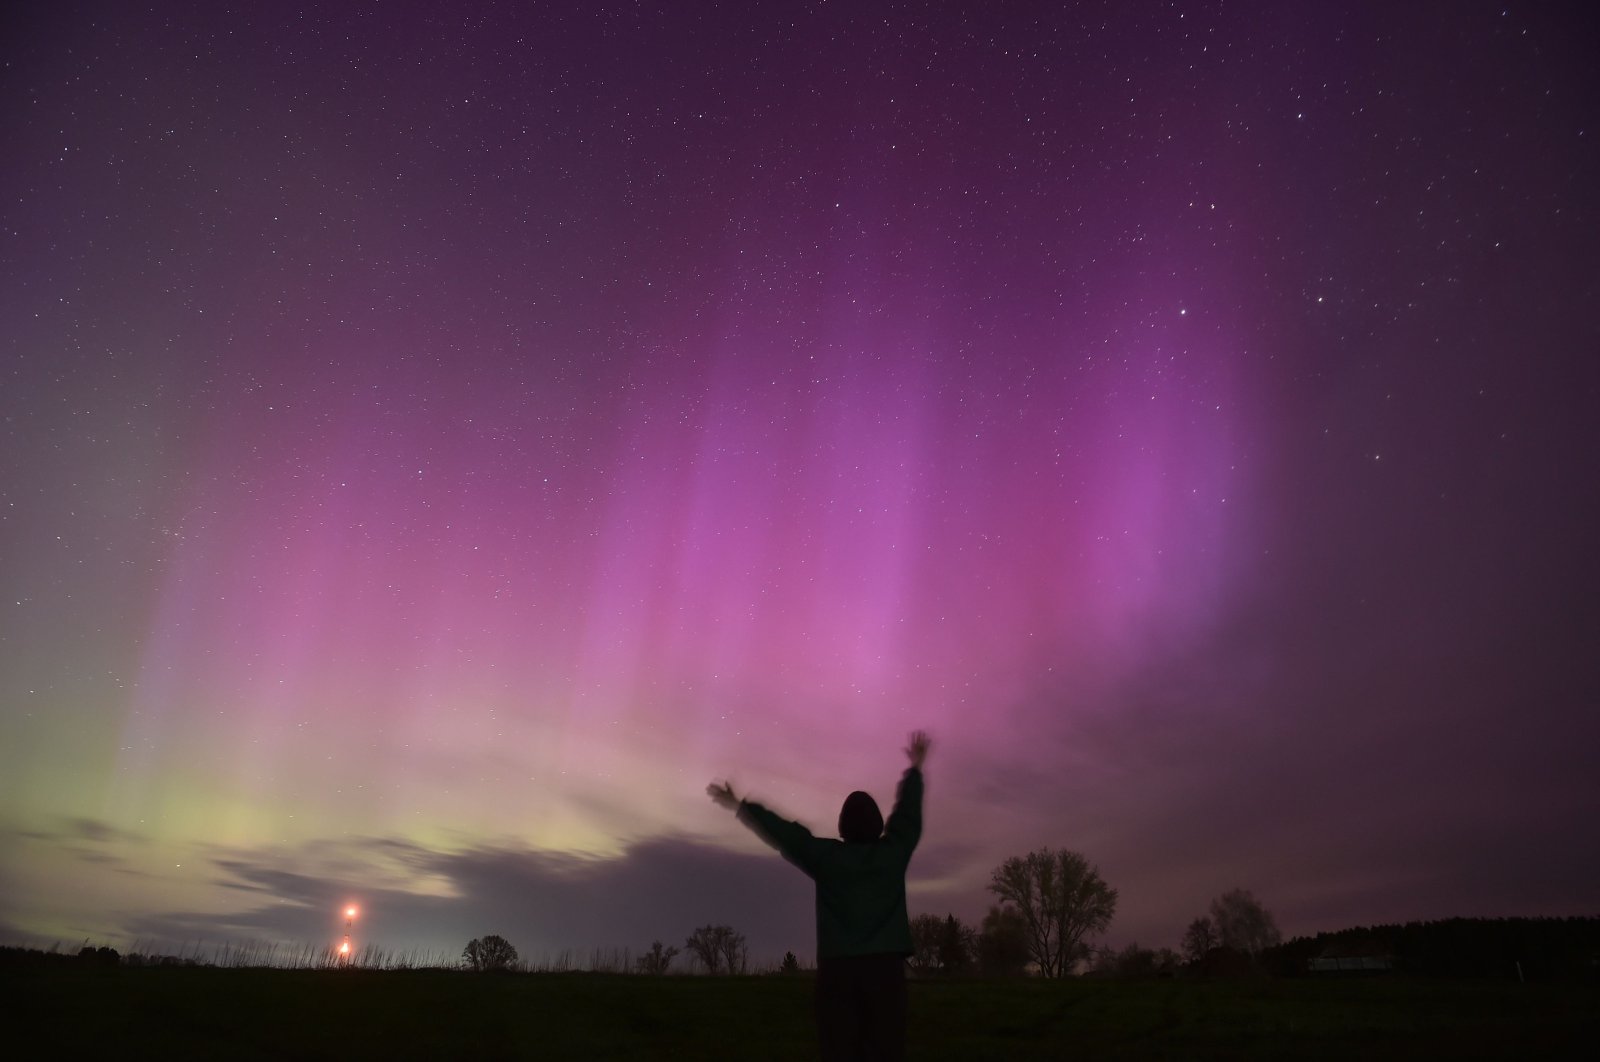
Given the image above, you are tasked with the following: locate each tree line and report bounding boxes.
[1261,916,1600,980]
[460,925,755,975]
[449,846,1595,979]
[452,849,1269,979]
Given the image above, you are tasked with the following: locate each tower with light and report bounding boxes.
[339,904,358,966]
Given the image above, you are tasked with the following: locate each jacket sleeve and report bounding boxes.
[883,766,923,853]
[737,800,820,877]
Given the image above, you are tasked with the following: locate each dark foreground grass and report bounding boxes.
[8,965,1595,1060]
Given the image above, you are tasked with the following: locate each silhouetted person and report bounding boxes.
[709,730,928,1062]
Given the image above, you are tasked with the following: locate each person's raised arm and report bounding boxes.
[707,779,820,876]
[884,730,928,851]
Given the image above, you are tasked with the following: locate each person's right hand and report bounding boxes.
[706,781,740,810]
[905,730,931,769]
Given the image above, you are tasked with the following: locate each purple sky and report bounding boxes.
[2,1,1597,965]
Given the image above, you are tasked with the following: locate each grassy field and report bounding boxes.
[8,965,1595,1060]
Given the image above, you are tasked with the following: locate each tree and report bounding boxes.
[684,924,745,975]
[912,912,975,974]
[685,925,723,974]
[937,914,975,974]
[1208,889,1281,956]
[462,934,518,972]
[78,945,119,967]
[909,914,944,972]
[977,904,1030,977]
[636,940,678,975]
[779,950,800,975]
[719,927,748,975]
[1182,917,1217,964]
[988,848,1118,978]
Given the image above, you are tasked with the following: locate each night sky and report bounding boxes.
[3,1,1597,965]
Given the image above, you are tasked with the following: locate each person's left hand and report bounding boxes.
[706,781,740,810]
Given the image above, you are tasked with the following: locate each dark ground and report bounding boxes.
[7,965,1595,1060]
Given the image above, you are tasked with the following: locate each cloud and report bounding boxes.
[64,818,148,845]
[12,817,147,847]
[118,833,820,964]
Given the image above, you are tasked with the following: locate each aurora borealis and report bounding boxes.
[2,1,1597,963]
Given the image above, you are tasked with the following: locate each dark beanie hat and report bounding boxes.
[838,791,884,843]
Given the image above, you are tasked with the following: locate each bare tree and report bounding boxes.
[462,934,518,972]
[684,925,744,975]
[636,940,678,975]
[685,925,723,974]
[988,848,1117,978]
[1208,889,1281,956]
[1182,917,1217,964]
[718,927,748,975]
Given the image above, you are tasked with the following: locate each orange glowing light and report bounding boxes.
[339,941,350,956]
[345,905,358,919]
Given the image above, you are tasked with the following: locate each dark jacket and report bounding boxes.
[737,767,923,957]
